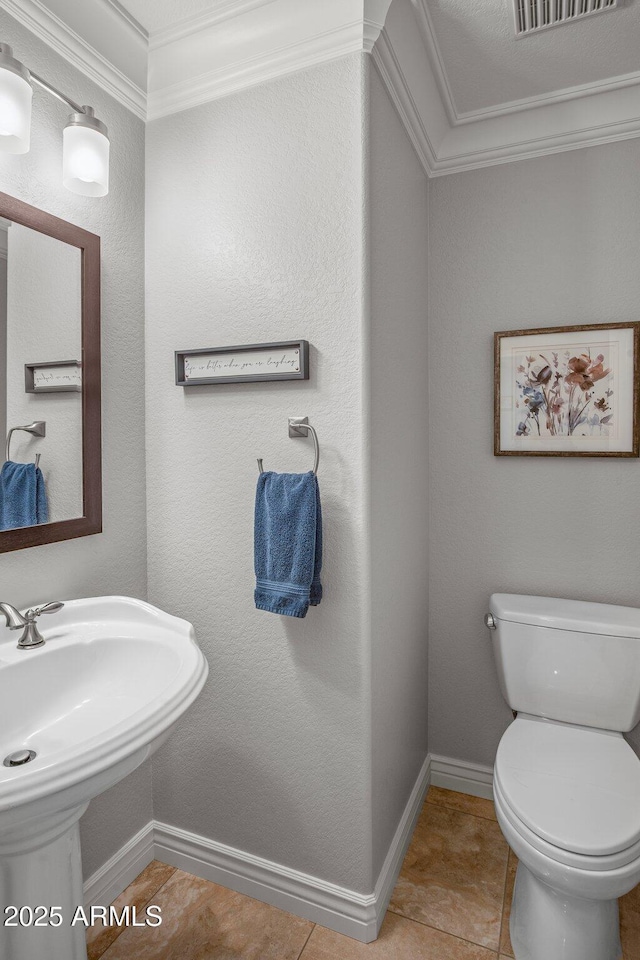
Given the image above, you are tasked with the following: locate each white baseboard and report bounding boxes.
[153,754,431,943]
[81,753,490,939]
[153,820,379,941]
[83,821,155,908]
[371,753,431,934]
[429,753,494,800]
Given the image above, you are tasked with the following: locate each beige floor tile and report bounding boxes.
[300,912,496,960]
[621,881,640,960]
[427,787,497,822]
[389,802,509,950]
[498,850,517,958]
[87,860,176,960]
[87,788,640,960]
[101,868,314,960]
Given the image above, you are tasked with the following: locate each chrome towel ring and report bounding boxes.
[5,421,46,468]
[258,417,320,475]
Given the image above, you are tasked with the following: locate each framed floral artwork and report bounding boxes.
[494,322,640,457]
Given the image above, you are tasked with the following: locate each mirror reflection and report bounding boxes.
[0,218,82,531]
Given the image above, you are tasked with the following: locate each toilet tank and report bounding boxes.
[489,594,640,732]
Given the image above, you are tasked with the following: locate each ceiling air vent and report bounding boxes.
[513,0,619,37]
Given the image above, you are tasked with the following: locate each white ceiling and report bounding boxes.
[424,0,640,117]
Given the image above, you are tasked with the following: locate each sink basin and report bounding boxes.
[0,596,208,960]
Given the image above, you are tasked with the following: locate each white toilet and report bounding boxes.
[487,593,640,960]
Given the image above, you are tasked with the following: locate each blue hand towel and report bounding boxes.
[0,461,48,531]
[254,471,323,618]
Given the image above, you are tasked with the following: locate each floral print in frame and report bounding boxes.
[494,322,640,457]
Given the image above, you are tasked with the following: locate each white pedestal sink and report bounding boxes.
[0,596,208,960]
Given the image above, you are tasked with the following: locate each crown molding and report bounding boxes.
[149,22,375,121]
[98,0,147,41]
[0,0,147,118]
[372,32,438,176]
[430,124,640,177]
[149,0,275,52]
[410,0,457,125]
[377,0,640,178]
[454,69,640,124]
[147,0,394,121]
[1,0,394,123]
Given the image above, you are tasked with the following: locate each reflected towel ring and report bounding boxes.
[258,418,320,476]
[5,421,46,466]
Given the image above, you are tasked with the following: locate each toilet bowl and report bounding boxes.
[487,594,640,960]
[494,716,640,960]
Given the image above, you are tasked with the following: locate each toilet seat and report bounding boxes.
[495,715,640,862]
[494,775,640,871]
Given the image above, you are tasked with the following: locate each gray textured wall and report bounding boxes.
[0,9,151,878]
[146,55,374,892]
[428,139,640,767]
[368,62,430,879]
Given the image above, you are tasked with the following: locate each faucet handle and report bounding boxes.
[17,602,64,650]
[38,601,64,616]
[26,601,65,620]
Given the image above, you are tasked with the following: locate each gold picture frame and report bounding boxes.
[494,322,640,457]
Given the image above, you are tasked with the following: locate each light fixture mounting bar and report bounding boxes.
[29,72,83,115]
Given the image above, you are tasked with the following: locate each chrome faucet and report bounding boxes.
[0,601,64,649]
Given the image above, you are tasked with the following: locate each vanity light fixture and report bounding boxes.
[0,42,109,197]
[62,107,109,197]
[0,43,31,153]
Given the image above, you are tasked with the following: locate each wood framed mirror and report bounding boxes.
[0,191,101,552]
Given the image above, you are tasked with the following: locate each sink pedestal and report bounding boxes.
[0,803,89,960]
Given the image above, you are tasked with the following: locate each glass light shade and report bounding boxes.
[0,63,32,154]
[63,120,109,197]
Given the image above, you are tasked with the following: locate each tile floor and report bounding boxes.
[87,786,640,960]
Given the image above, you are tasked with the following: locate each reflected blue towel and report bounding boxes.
[0,461,48,530]
[254,471,322,618]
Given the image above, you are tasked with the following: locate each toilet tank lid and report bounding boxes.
[490,593,640,639]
